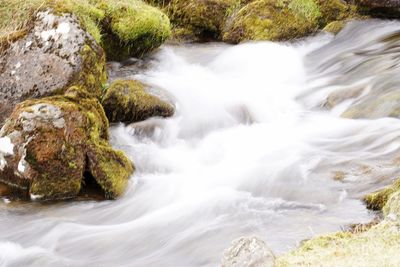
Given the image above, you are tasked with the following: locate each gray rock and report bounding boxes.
[0,10,106,126]
[221,236,275,267]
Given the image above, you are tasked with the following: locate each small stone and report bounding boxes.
[221,236,276,267]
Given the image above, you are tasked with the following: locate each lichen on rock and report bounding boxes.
[0,10,107,126]
[102,80,175,123]
[0,86,134,201]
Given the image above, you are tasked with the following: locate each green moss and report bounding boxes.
[101,79,175,123]
[169,0,239,40]
[74,44,107,98]
[323,20,346,34]
[95,0,171,60]
[87,142,133,199]
[316,0,357,26]
[287,0,321,22]
[276,220,400,266]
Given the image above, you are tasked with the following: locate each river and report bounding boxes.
[1,20,400,267]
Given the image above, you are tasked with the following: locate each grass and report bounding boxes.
[277,178,400,267]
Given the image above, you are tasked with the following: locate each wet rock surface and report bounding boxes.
[0,10,106,126]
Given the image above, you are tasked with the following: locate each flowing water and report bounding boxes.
[2,20,400,267]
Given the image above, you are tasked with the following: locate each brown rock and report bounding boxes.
[0,87,133,201]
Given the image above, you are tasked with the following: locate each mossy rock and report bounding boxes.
[0,10,107,126]
[96,0,171,60]
[222,0,322,43]
[1,0,172,61]
[364,179,400,212]
[222,0,356,43]
[0,86,134,201]
[102,80,175,123]
[169,0,239,40]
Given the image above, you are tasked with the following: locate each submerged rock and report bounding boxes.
[0,10,107,126]
[221,236,276,267]
[0,87,134,201]
[102,80,175,123]
[341,91,400,119]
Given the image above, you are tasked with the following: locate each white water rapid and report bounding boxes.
[2,20,400,267]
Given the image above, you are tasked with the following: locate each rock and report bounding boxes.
[0,86,134,201]
[222,0,321,43]
[353,0,400,8]
[0,10,107,126]
[169,0,238,41]
[98,0,171,60]
[341,91,400,119]
[102,80,175,123]
[221,236,276,267]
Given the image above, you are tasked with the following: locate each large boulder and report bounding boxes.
[102,80,175,123]
[0,10,107,126]
[221,236,276,267]
[0,87,134,201]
